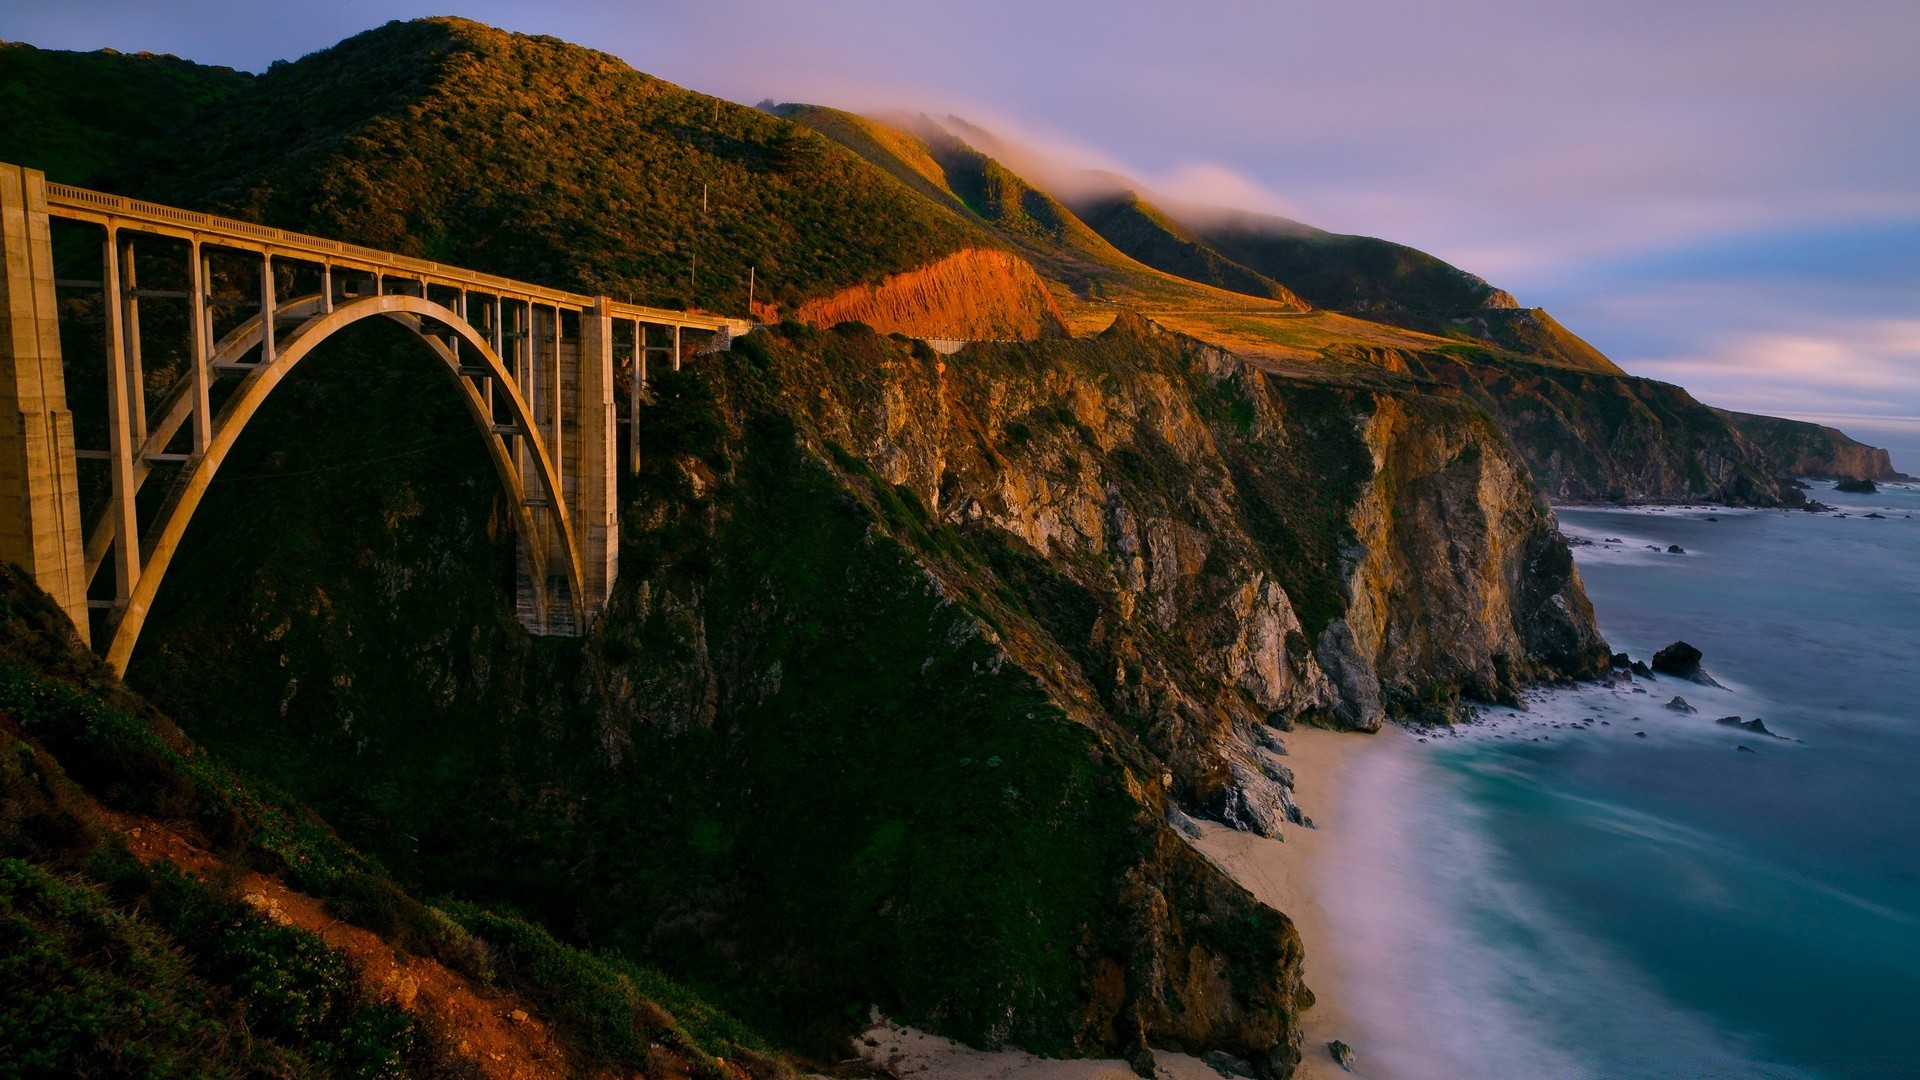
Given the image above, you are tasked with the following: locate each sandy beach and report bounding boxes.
[1189,726,1384,1080]
[856,724,1388,1080]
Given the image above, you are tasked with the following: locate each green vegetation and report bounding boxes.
[1191,209,1510,320]
[1077,191,1303,305]
[0,544,787,1076]
[98,302,1326,1064]
[0,41,250,185]
[17,18,986,314]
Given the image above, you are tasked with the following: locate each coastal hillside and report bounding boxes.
[0,41,250,185]
[1184,207,1624,374]
[1074,190,1308,306]
[103,18,988,314]
[1717,409,1912,481]
[0,565,791,1078]
[124,311,1605,1073]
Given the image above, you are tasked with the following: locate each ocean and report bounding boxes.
[1319,481,1920,1078]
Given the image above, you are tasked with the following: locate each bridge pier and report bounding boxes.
[0,164,88,641]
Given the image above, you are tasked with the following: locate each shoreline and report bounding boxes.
[853,725,1392,1080]
[1189,725,1387,1080]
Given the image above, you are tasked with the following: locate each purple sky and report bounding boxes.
[7,1,1919,466]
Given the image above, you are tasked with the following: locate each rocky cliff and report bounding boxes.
[1389,347,1792,505]
[121,311,1606,1076]
[1717,409,1910,481]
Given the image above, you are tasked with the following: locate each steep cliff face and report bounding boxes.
[122,314,1605,1076]
[1390,347,1791,505]
[1717,409,1910,481]
[786,247,1068,339]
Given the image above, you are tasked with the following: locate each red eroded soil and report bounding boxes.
[111,813,574,1080]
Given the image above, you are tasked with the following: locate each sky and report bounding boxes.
[5,0,1918,466]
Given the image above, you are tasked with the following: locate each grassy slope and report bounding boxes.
[775,105,1316,329]
[1183,207,1624,373]
[0,562,783,1078]
[120,18,986,313]
[1074,191,1305,307]
[0,41,251,185]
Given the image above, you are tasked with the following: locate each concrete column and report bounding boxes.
[628,318,642,475]
[100,227,140,605]
[188,240,211,453]
[119,236,146,444]
[580,297,618,615]
[259,253,275,365]
[0,164,88,640]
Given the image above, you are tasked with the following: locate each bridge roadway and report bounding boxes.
[0,162,749,673]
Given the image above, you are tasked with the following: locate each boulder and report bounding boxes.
[1630,660,1653,678]
[1652,641,1721,686]
[1328,1040,1355,1072]
[1667,544,1687,554]
[1665,696,1698,713]
[1835,477,1877,493]
[1610,652,1631,670]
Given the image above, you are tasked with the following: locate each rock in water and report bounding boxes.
[1668,544,1687,554]
[1652,640,1703,675]
[1328,1040,1355,1072]
[1835,477,1878,493]
[1652,640,1722,686]
[1610,652,1631,670]
[1631,660,1654,678]
[1666,696,1698,713]
[1737,745,1757,753]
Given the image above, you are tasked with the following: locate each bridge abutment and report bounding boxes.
[0,165,89,641]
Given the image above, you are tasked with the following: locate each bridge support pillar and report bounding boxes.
[0,165,88,641]
[580,298,618,617]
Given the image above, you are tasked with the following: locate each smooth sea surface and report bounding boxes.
[1322,481,1920,1078]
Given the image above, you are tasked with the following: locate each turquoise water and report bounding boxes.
[1324,482,1920,1078]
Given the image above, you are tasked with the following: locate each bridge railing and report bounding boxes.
[43,182,749,335]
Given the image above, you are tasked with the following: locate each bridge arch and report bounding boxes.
[102,292,586,672]
[0,163,747,671]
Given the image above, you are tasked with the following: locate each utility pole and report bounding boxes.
[747,266,755,315]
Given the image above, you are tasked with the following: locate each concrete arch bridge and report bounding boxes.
[0,163,747,673]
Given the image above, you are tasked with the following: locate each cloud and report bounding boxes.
[1629,318,1920,418]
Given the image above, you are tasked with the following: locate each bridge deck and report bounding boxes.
[44,182,747,334]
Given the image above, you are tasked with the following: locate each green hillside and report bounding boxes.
[0,562,788,1078]
[116,18,987,313]
[0,41,250,185]
[1188,207,1511,318]
[1074,191,1305,306]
